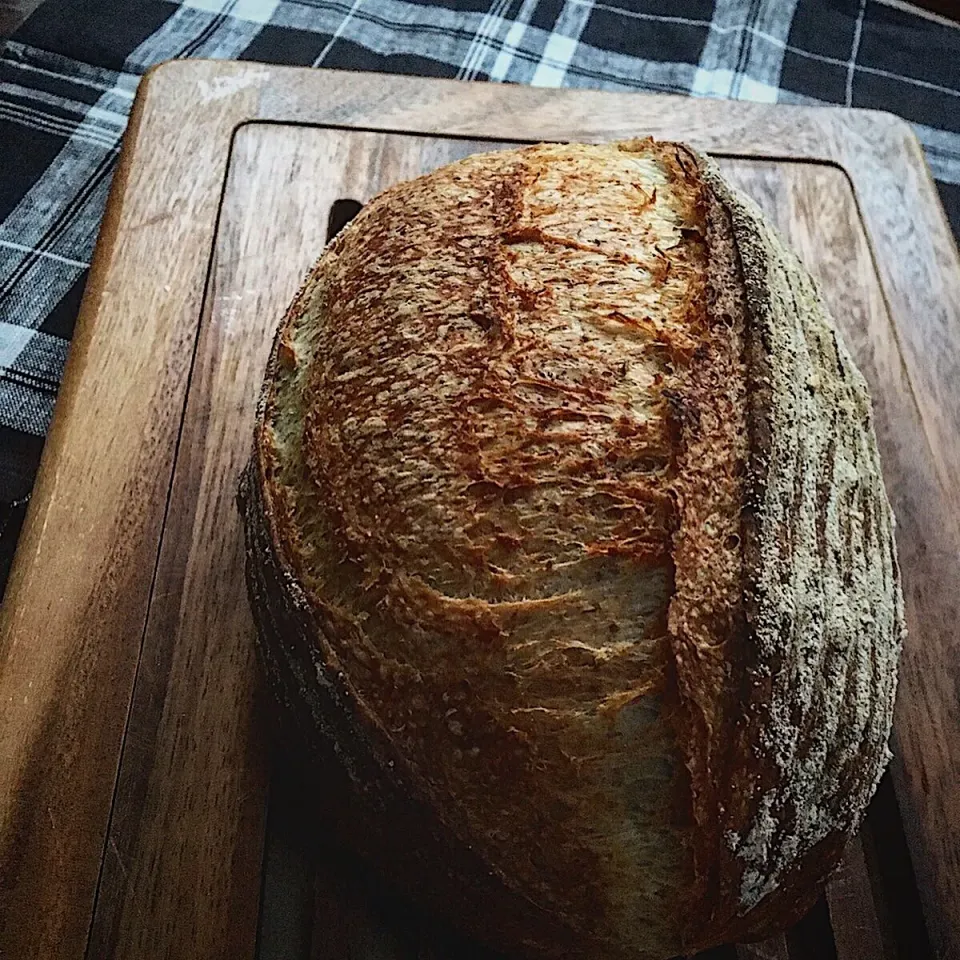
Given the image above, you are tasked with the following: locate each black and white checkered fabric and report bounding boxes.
[1,0,959,588]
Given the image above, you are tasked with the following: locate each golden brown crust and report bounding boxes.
[238,457,578,959]
[256,140,710,959]
[240,139,904,959]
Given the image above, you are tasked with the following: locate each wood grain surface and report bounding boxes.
[0,66,262,960]
[0,61,957,960]
[80,119,318,960]
[827,838,891,960]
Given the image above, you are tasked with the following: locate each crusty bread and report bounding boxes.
[239,139,905,959]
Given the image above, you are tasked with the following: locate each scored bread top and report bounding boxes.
[248,139,904,958]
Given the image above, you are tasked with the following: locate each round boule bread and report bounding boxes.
[239,138,905,959]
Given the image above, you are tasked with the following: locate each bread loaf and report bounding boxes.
[239,139,905,958]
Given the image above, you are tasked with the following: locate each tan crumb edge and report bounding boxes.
[239,138,904,959]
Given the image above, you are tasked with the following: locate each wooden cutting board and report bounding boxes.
[1,61,959,960]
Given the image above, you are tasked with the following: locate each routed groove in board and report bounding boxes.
[326,199,364,242]
[786,895,837,960]
[864,773,934,960]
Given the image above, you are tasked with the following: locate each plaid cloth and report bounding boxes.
[1,0,959,593]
